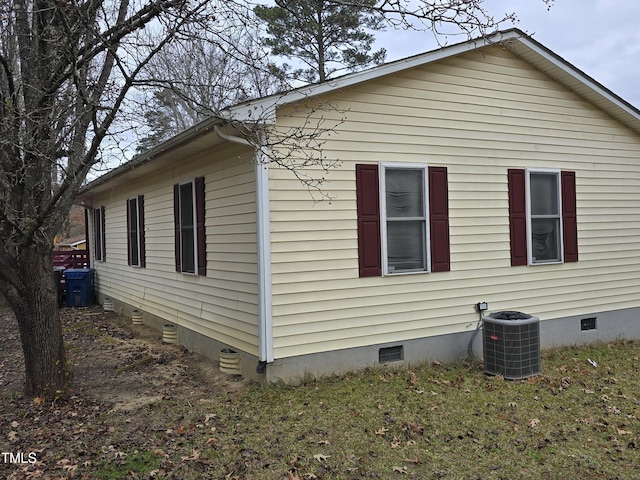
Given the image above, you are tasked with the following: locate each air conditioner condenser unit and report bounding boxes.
[482,311,541,380]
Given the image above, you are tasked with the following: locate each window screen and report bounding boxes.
[384,167,427,273]
[529,172,561,263]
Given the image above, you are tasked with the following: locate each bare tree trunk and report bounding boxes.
[9,247,71,398]
[0,0,527,401]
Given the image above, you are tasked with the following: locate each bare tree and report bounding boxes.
[0,0,542,400]
[0,0,258,399]
[136,29,288,152]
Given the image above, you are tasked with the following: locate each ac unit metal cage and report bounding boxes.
[482,311,541,380]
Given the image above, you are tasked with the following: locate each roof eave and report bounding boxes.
[225,29,525,122]
[77,116,226,200]
[227,27,640,135]
[79,27,640,201]
[504,34,640,135]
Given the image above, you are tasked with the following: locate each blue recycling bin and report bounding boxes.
[64,268,95,307]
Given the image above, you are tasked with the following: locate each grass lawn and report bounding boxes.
[193,344,640,479]
[2,308,640,479]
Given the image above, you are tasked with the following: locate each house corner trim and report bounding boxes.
[255,146,274,363]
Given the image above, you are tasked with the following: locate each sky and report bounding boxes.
[96,0,640,175]
[376,0,640,108]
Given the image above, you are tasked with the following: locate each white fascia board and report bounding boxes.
[225,28,640,134]
[509,35,640,130]
[221,98,278,124]
[78,116,226,197]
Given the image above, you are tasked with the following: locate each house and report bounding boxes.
[76,28,640,381]
[55,234,87,251]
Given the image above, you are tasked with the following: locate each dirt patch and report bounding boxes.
[1,305,249,479]
[0,305,247,410]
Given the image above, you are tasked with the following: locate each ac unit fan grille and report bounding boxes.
[483,315,541,380]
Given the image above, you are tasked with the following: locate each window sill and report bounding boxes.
[384,270,429,276]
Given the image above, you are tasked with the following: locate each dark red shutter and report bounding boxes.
[173,184,181,272]
[126,200,131,266]
[428,166,450,272]
[101,206,106,261]
[355,164,381,277]
[138,195,146,268]
[508,169,527,266]
[195,176,206,276]
[561,171,578,263]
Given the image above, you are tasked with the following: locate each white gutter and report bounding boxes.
[79,117,225,197]
[213,125,274,365]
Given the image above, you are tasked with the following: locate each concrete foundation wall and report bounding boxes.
[540,307,640,348]
[265,307,640,382]
[93,290,640,383]
[94,292,264,381]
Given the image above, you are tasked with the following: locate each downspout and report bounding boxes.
[84,207,92,268]
[214,125,274,367]
[75,201,94,268]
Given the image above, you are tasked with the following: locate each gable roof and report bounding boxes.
[56,234,86,247]
[79,28,640,199]
[225,28,640,133]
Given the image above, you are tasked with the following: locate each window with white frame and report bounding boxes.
[127,196,145,267]
[528,170,562,264]
[93,206,105,261]
[380,164,429,274]
[178,181,197,274]
[173,177,206,276]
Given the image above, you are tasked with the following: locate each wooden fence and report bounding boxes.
[53,249,89,269]
[53,250,89,303]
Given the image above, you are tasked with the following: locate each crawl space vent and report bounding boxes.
[379,346,403,363]
[581,317,597,331]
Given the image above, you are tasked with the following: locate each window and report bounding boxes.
[179,182,196,273]
[127,195,145,267]
[527,170,562,264]
[356,164,450,277]
[173,177,206,275]
[508,169,578,266]
[381,165,428,274]
[528,171,561,263]
[93,206,105,261]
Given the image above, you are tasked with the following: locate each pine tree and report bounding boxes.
[254,0,387,83]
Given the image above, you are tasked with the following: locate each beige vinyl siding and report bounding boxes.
[268,45,640,358]
[91,144,260,355]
